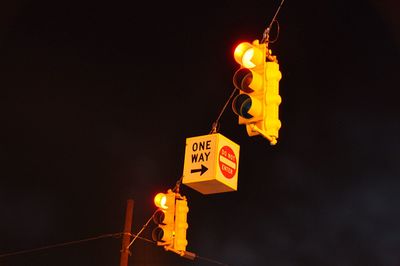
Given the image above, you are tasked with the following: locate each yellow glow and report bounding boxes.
[154,193,168,209]
[234,42,252,66]
[242,49,256,68]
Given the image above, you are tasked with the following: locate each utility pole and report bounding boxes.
[120,199,134,266]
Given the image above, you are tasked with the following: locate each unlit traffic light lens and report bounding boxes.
[152,227,165,242]
[232,94,253,119]
[233,68,254,93]
[152,209,166,225]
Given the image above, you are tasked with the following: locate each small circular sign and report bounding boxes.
[218,146,237,179]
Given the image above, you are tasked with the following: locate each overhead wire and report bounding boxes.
[261,0,285,44]
[268,19,280,44]
[196,254,230,266]
[126,210,157,249]
[209,87,238,134]
[0,229,228,265]
[0,233,123,259]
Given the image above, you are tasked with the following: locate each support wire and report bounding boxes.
[1,219,229,265]
[261,0,285,44]
[209,87,237,134]
[126,210,157,249]
[0,233,122,259]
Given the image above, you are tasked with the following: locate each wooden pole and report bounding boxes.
[120,199,134,266]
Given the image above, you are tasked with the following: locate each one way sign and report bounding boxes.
[182,133,240,194]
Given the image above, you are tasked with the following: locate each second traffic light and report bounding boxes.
[152,190,176,248]
[152,190,189,252]
[232,39,282,145]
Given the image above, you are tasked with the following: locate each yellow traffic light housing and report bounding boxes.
[174,196,189,251]
[232,39,282,145]
[152,190,176,248]
[264,61,282,141]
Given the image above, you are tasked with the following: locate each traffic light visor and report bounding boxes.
[154,193,168,209]
[234,42,264,69]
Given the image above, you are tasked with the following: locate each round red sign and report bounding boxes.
[218,146,237,179]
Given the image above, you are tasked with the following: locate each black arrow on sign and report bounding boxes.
[191,164,208,176]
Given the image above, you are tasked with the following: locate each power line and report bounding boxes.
[196,254,230,266]
[209,87,238,135]
[0,232,159,259]
[127,210,157,249]
[0,233,122,259]
[1,231,228,265]
[261,0,286,44]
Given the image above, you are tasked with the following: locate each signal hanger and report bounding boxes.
[261,0,285,45]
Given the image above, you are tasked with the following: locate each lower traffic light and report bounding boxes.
[152,190,176,248]
[152,190,190,253]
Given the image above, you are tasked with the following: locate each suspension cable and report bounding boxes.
[261,0,285,44]
[126,210,157,249]
[0,233,122,259]
[209,87,238,134]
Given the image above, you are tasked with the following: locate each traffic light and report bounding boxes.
[174,195,189,251]
[152,189,176,248]
[232,39,282,145]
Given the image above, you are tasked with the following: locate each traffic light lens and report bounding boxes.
[152,227,164,242]
[242,49,255,68]
[233,68,253,93]
[154,193,168,209]
[242,72,253,90]
[152,209,166,225]
[234,42,264,69]
[232,94,253,119]
[234,42,251,65]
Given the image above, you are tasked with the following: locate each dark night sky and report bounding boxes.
[1,0,400,265]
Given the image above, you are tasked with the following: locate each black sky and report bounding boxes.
[1,0,400,265]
